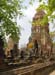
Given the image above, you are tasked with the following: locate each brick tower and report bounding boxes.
[31,10,52,56]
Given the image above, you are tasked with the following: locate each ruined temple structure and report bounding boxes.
[5,37,19,57]
[30,10,52,56]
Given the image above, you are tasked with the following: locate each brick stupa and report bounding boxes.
[30,10,52,56]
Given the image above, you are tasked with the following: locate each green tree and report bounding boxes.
[0,0,23,43]
[30,0,55,26]
[37,0,55,24]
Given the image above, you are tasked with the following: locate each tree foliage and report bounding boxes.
[32,14,48,26]
[0,0,23,43]
[37,0,55,23]
[32,0,55,26]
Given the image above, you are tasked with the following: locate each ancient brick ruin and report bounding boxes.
[30,10,52,56]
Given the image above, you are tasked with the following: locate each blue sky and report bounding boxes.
[17,0,55,48]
